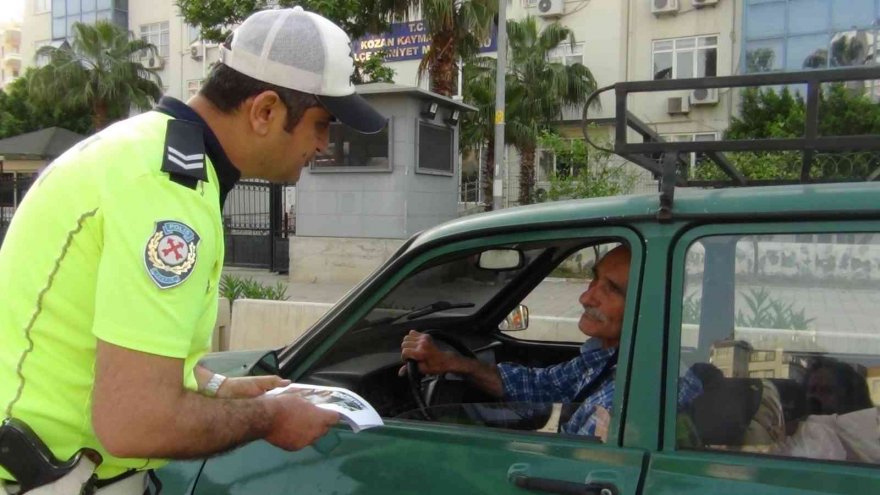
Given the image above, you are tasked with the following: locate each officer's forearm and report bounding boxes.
[92,340,278,459]
[96,390,278,459]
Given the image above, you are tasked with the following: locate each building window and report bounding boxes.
[653,35,718,80]
[548,42,584,66]
[186,79,202,98]
[748,369,775,378]
[188,24,200,44]
[750,350,777,362]
[744,0,880,73]
[140,22,169,59]
[416,121,454,175]
[312,122,391,171]
[35,0,51,13]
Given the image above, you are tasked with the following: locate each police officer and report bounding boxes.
[0,7,386,494]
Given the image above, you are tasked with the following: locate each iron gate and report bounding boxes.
[0,174,36,244]
[222,180,292,272]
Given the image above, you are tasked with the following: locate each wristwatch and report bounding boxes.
[203,373,227,397]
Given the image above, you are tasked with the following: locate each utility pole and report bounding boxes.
[492,0,507,211]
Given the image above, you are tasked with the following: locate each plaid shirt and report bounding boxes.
[498,339,703,436]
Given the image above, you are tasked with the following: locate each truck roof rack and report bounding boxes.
[584,66,880,219]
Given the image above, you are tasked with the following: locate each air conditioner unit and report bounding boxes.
[189,42,203,60]
[652,0,679,15]
[692,0,719,7]
[536,0,564,17]
[142,55,164,70]
[667,96,690,115]
[690,87,719,105]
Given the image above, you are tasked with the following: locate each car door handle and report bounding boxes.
[510,475,618,495]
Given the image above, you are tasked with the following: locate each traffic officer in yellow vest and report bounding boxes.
[0,7,386,494]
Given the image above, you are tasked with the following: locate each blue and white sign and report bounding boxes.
[353,21,497,63]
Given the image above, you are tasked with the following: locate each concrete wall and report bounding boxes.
[289,235,404,284]
[296,92,460,240]
[627,0,740,136]
[20,0,51,71]
[228,299,333,351]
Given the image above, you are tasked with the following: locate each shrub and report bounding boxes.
[219,275,289,302]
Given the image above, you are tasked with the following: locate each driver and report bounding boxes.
[400,245,703,439]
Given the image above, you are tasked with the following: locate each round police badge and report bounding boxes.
[144,220,201,289]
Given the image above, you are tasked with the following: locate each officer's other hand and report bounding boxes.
[264,394,340,451]
[217,376,290,399]
[398,330,454,377]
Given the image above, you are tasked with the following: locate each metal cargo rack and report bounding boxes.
[584,66,880,217]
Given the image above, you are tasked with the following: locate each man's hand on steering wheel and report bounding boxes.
[398,330,461,376]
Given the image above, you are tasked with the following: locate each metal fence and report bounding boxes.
[222,179,291,272]
[0,175,36,244]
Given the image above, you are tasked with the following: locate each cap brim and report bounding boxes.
[316,93,388,134]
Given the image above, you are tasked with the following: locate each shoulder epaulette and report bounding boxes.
[161,119,208,190]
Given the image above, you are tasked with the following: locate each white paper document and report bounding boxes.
[265,383,384,433]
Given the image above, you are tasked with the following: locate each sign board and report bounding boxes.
[353,21,497,63]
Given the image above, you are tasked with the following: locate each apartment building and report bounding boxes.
[19,0,877,203]
[0,21,22,90]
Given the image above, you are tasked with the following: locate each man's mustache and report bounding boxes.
[582,306,608,323]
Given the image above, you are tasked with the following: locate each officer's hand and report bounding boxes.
[217,376,290,399]
[398,330,456,376]
[264,394,339,451]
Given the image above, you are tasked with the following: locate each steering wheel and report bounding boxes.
[406,330,478,421]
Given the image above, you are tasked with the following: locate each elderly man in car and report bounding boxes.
[401,245,703,438]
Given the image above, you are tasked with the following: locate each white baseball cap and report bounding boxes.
[219,7,387,134]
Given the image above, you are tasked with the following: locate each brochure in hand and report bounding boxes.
[265,383,384,433]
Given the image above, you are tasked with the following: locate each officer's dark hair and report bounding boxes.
[200,62,321,132]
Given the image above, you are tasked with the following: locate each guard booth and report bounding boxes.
[291,83,475,283]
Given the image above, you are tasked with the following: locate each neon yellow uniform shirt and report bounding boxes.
[0,98,236,480]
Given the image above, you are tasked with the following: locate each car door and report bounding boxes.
[645,221,880,495]
[190,227,649,495]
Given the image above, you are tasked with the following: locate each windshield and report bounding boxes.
[358,245,548,326]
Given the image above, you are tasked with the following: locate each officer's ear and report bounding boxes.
[247,90,285,136]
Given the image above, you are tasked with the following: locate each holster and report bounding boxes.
[0,418,102,494]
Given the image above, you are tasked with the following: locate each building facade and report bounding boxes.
[19,0,876,204]
[0,21,21,90]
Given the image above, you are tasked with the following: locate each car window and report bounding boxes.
[509,245,618,343]
[676,232,880,465]
[357,245,547,325]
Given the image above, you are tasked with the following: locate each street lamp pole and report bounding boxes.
[492,0,507,210]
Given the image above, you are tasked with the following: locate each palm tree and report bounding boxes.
[29,21,163,131]
[417,0,497,96]
[506,17,597,205]
[460,59,532,210]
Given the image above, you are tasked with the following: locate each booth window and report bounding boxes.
[417,121,454,175]
[312,121,391,172]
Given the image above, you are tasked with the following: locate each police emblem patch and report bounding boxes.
[144,220,200,289]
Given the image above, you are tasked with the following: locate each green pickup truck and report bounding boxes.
[158,69,880,494]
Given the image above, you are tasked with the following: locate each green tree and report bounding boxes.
[29,21,162,131]
[176,0,406,84]
[0,69,92,138]
[536,130,637,201]
[505,17,597,205]
[416,0,496,97]
[697,85,880,181]
[352,51,396,84]
[459,57,530,210]
[177,0,411,44]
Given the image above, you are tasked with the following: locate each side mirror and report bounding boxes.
[248,350,280,377]
[499,304,529,332]
[478,248,524,271]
